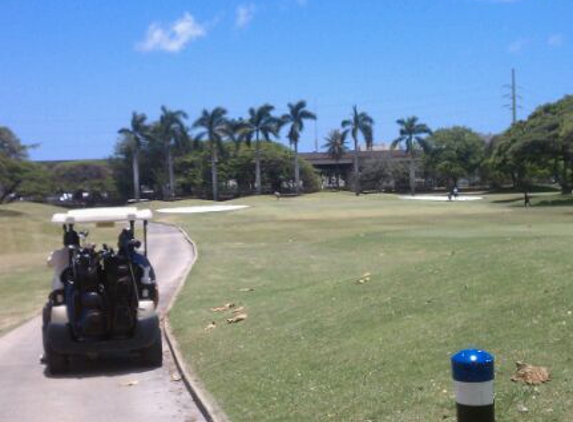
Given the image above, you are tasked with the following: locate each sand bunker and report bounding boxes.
[157,205,249,214]
[399,195,483,202]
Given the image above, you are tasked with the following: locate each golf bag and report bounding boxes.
[103,254,139,337]
[68,249,108,338]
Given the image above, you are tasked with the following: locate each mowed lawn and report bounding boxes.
[0,202,125,335]
[164,192,573,422]
[0,202,63,335]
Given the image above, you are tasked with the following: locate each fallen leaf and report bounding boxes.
[511,362,551,385]
[171,373,182,382]
[227,313,248,324]
[120,380,139,387]
[516,403,529,413]
[232,306,246,314]
[210,303,235,312]
[204,321,217,331]
[239,287,255,292]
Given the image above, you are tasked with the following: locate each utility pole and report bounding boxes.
[504,68,521,125]
[511,68,517,124]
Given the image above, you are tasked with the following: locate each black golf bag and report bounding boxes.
[65,247,139,340]
[103,254,139,337]
[67,248,108,339]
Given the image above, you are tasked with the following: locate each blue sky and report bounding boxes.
[1,0,572,161]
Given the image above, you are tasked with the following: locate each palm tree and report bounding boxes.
[243,104,281,195]
[118,112,147,202]
[193,107,229,201]
[322,129,348,189]
[281,100,316,195]
[391,116,432,195]
[341,106,374,195]
[158,106,188,199]
[222,118,250,154]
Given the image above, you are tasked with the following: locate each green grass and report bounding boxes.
[0,202,128,335]
[165,192,573,422]
[0,202,63,334]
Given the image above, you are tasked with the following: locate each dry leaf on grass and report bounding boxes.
[227,313,248,324]
[210,303,235,312]
[511,362,551,385]
[204,321,217,331]
[355,272,371,284]
[232,306,246,314]
[239,287,255,292]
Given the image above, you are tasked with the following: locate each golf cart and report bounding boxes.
[43,207,161,374]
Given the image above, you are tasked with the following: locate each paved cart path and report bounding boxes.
[0,223,206,422]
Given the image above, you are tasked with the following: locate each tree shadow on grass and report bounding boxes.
[491,197,523,204]
[0,209,24,218]
[535,196,573,207]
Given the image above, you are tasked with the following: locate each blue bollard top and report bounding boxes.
[451,348,494,383]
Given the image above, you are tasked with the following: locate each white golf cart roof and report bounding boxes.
[51,207,153,224]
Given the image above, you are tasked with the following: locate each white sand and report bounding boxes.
[156,205,249,214]
[399,195,483,202]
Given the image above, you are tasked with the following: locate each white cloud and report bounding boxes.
[235,4,256,29]
[136,12,206,53]
[508,38,528,53]
[547,34,564,47]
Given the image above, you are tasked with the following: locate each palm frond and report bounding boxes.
[390,137,405,150]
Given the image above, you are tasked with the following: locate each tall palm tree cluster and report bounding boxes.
[119,101,432,200]
[118,101,316,201]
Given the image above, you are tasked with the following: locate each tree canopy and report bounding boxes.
[427,126,485,186]
[488,95,573,192]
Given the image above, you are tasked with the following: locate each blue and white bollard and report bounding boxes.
[451,349,495,422]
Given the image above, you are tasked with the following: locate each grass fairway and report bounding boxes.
[165,192,573,422]
[0,202,63,335]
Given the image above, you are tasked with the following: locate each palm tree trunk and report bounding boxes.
[409,155,416,196]
[255,132,262,195]
[168,147,175,200]
[211,143,218,201]
[163,143,170,199]
[132,147,140,202]
[294,142,300,195]
[353,136,360,196]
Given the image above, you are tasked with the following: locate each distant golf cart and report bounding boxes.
[43,207,161,374]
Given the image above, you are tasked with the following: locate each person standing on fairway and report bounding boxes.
[524,191,531,208]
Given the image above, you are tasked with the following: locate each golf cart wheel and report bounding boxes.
[141,335,163,367]
[46,345,68,375]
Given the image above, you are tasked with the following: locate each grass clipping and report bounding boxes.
[511,362,551,385]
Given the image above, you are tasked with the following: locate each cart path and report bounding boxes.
[0,223,206,422]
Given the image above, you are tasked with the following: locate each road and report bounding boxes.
[0,223,207,422]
